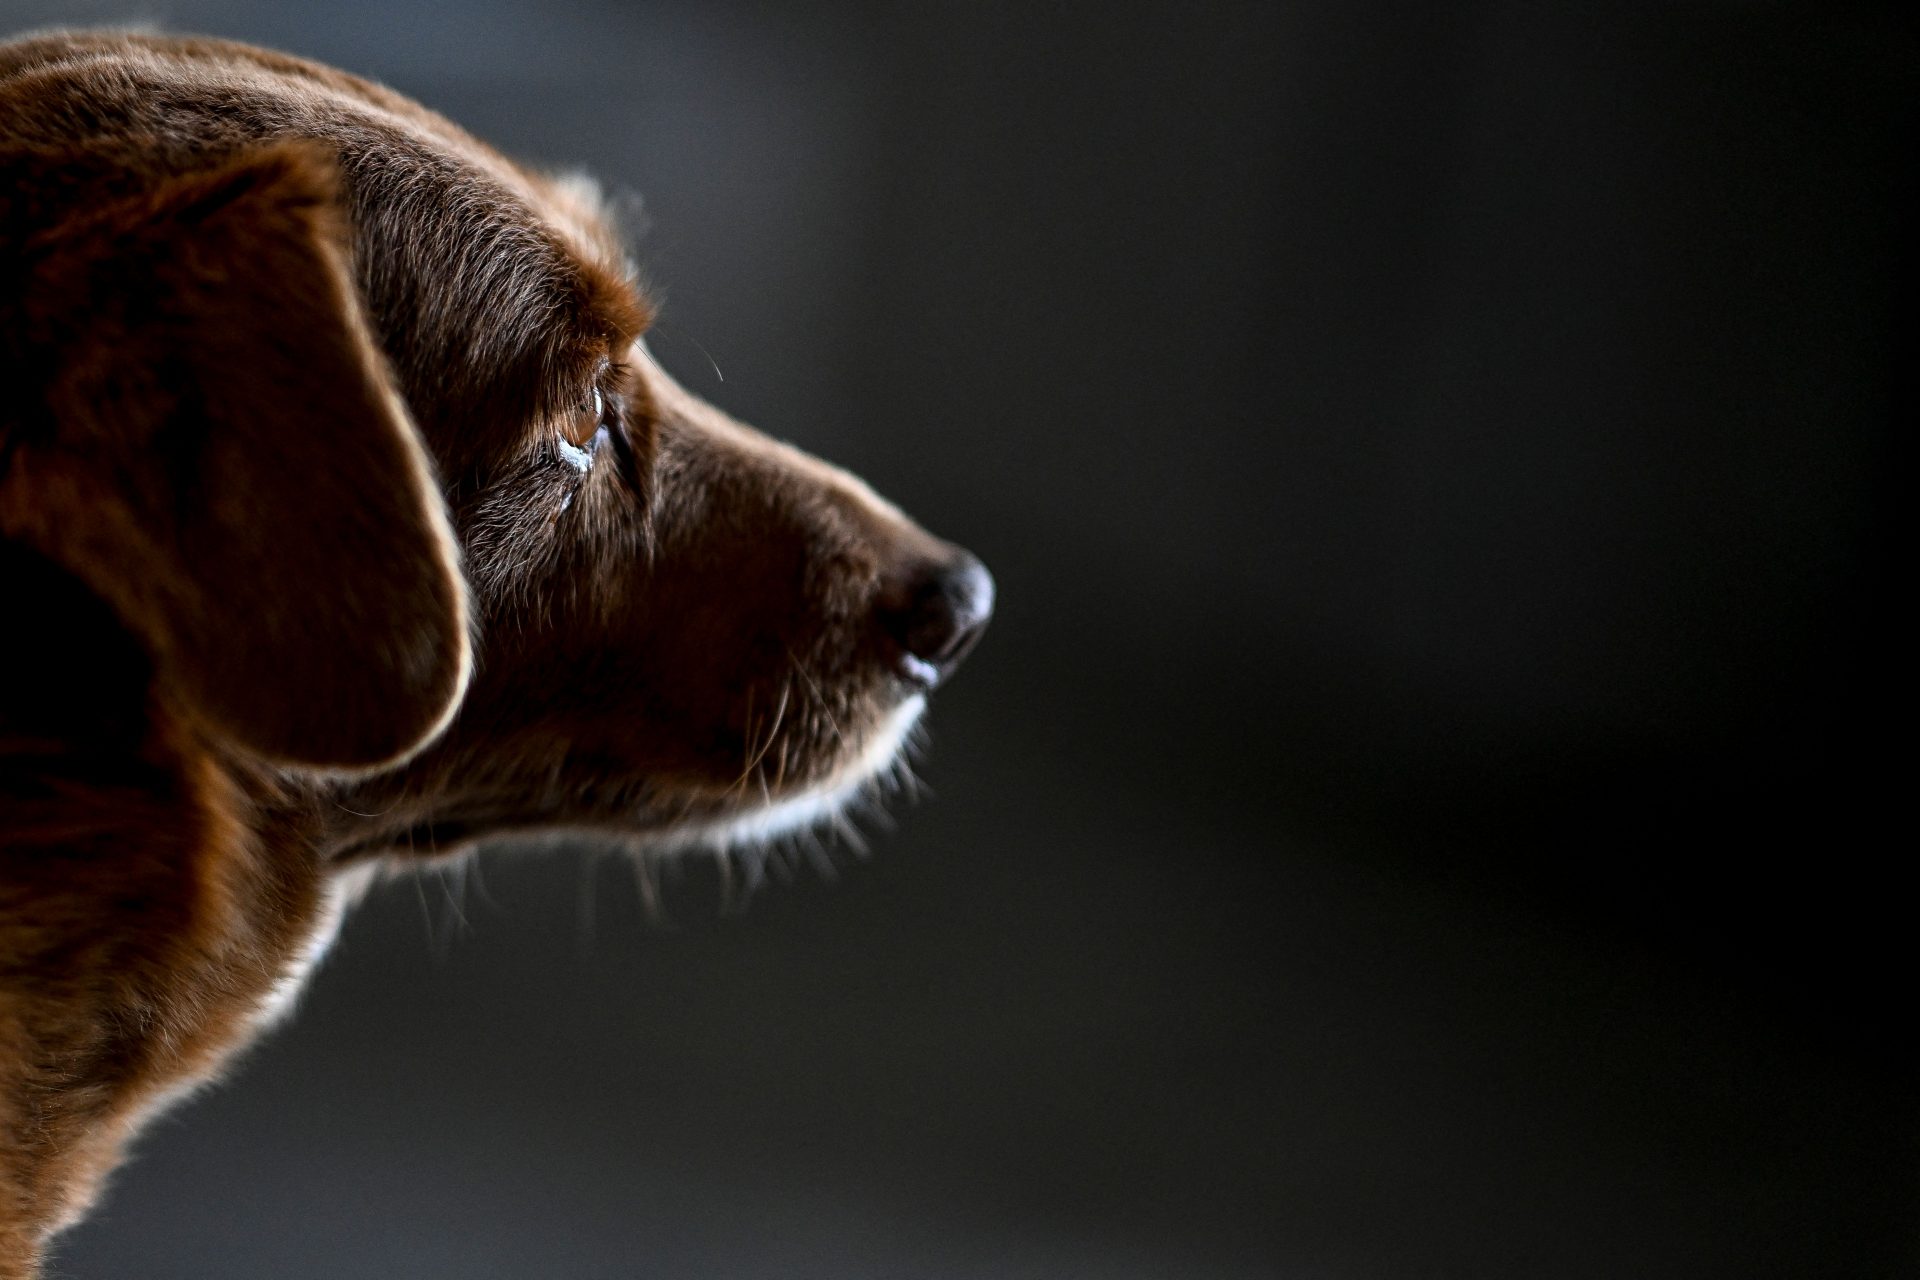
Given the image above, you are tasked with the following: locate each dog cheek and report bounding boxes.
[458,463,586,619]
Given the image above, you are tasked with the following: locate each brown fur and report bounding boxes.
[0,30,989,1275]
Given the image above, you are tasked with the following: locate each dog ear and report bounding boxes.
[0,142,471,769]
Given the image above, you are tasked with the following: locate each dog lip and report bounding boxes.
[896,652,944,690]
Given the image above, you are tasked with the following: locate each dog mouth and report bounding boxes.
[322,549,986,866]
[327,686,928,866]
[896,652,945,690]
[651,691,928,854]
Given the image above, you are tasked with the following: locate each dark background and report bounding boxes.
[4,1,1913,1276]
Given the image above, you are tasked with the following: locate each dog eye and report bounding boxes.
[556,387,611,471]
[562,387,605,448]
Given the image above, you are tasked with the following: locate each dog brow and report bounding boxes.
[530,181,653,405]
[571,253,653,357]
[536,257,652,430]
[345,144,652,442]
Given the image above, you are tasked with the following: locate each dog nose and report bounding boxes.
[879,551,995,689]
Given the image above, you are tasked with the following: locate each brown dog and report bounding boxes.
[0,29,990,1274]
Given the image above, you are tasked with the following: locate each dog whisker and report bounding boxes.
[785,649,846,749]
[730,679,791,800]
[331,797,398,818]
[631,841,665,924]
[830,811,870,858]
[436,856,476,944]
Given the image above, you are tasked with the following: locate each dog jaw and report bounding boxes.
[649,691,928,856]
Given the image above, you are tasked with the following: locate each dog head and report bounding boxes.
[0,31,991,859]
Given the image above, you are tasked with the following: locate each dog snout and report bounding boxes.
[879,550,995,690]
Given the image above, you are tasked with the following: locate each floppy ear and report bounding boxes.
[0,143,471,769]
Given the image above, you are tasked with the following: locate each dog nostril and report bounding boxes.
[879,551,995,689]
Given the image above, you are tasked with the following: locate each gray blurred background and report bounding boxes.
[5,1,1913,1276]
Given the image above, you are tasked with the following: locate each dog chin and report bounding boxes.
[656,692,928,855]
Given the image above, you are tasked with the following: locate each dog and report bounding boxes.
[0,29,991,1274]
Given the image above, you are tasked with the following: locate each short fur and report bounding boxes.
[0,30,988,1275]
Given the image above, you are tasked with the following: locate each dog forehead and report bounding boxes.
[5,32,535,202]
[156,38,633,277]
[0,31,648,420]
